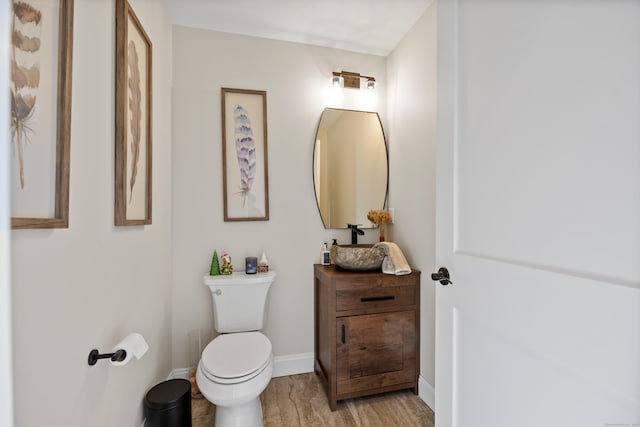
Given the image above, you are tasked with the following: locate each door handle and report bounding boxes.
[431,267,452,286]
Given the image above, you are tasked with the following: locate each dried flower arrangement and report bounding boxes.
[367,209,392,241]
[367,209,392,225]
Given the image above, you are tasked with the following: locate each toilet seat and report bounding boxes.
[201,332,272,385]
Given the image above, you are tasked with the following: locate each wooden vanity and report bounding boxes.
[314,264,421,410]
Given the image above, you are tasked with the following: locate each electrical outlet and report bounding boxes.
[389,208,395,224]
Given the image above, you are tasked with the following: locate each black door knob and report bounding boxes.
[431,267,452,286]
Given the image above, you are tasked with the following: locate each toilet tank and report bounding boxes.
[203,271,276,333]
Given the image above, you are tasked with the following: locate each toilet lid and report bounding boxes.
[201,332,272,383]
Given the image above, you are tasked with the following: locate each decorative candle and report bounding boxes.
[245,257,257,274]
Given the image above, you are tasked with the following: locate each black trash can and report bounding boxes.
[144,379,191,427]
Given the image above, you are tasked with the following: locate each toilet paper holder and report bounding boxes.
[89,348,127,366]
[87,332,149,366]
[87,349,127,365]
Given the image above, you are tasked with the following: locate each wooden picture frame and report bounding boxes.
[10,0,73,229]
[115,0,152,226]
[221,88,269,222]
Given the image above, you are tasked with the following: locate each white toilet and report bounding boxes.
[196,271,276,427]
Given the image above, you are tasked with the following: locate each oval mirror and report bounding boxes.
[313,108,388,229]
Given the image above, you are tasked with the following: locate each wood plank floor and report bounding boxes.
[192,373,435,426]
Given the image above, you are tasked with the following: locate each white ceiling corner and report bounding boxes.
[163,0,433,56]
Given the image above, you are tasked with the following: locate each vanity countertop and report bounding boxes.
[314,264,420,278]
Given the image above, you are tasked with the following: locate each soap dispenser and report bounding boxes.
[321,243,330,265]
[258,251,269,273]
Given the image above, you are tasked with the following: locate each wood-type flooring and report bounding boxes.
[192,372,435,426]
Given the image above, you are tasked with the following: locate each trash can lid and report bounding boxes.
[144,379,191,410]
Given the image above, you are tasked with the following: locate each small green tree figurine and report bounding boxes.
[209,250,220,276]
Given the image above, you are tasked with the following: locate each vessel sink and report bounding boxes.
[330,244,384,271]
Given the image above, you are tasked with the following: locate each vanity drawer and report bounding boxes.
[336,284,416,312]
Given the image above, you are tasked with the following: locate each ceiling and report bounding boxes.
[163,0,433,56]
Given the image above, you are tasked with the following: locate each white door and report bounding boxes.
[435,1,640,426]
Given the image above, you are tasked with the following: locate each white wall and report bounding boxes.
[1,1,14,426]
[387,3,438,390]
[8,4,434,423]
[10,1,173,426]
[171,27,387,368]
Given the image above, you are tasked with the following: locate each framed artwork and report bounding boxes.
[221,88,269,222]
[115,0,152,226]
[10,0,74,229]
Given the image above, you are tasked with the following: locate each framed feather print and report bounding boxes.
[221,88,270,222]
[115,0,152,226]
[10,0,73,229]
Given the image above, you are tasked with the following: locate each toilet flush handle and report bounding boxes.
[213,289,222,296]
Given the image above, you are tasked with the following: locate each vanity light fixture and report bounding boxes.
[366,78,375,90]
[332,71,376,90]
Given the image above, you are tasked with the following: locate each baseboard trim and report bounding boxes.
[418,375,435,411]
[168,367,192,380]
[272,352,315,377]
[169,352,315,382]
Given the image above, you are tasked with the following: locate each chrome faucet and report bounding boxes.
[347,224,365,244]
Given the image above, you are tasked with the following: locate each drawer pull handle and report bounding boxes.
[360,296,395,302]
[341,324,346,344]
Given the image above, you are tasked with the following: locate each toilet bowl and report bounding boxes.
[196,332,273,427]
